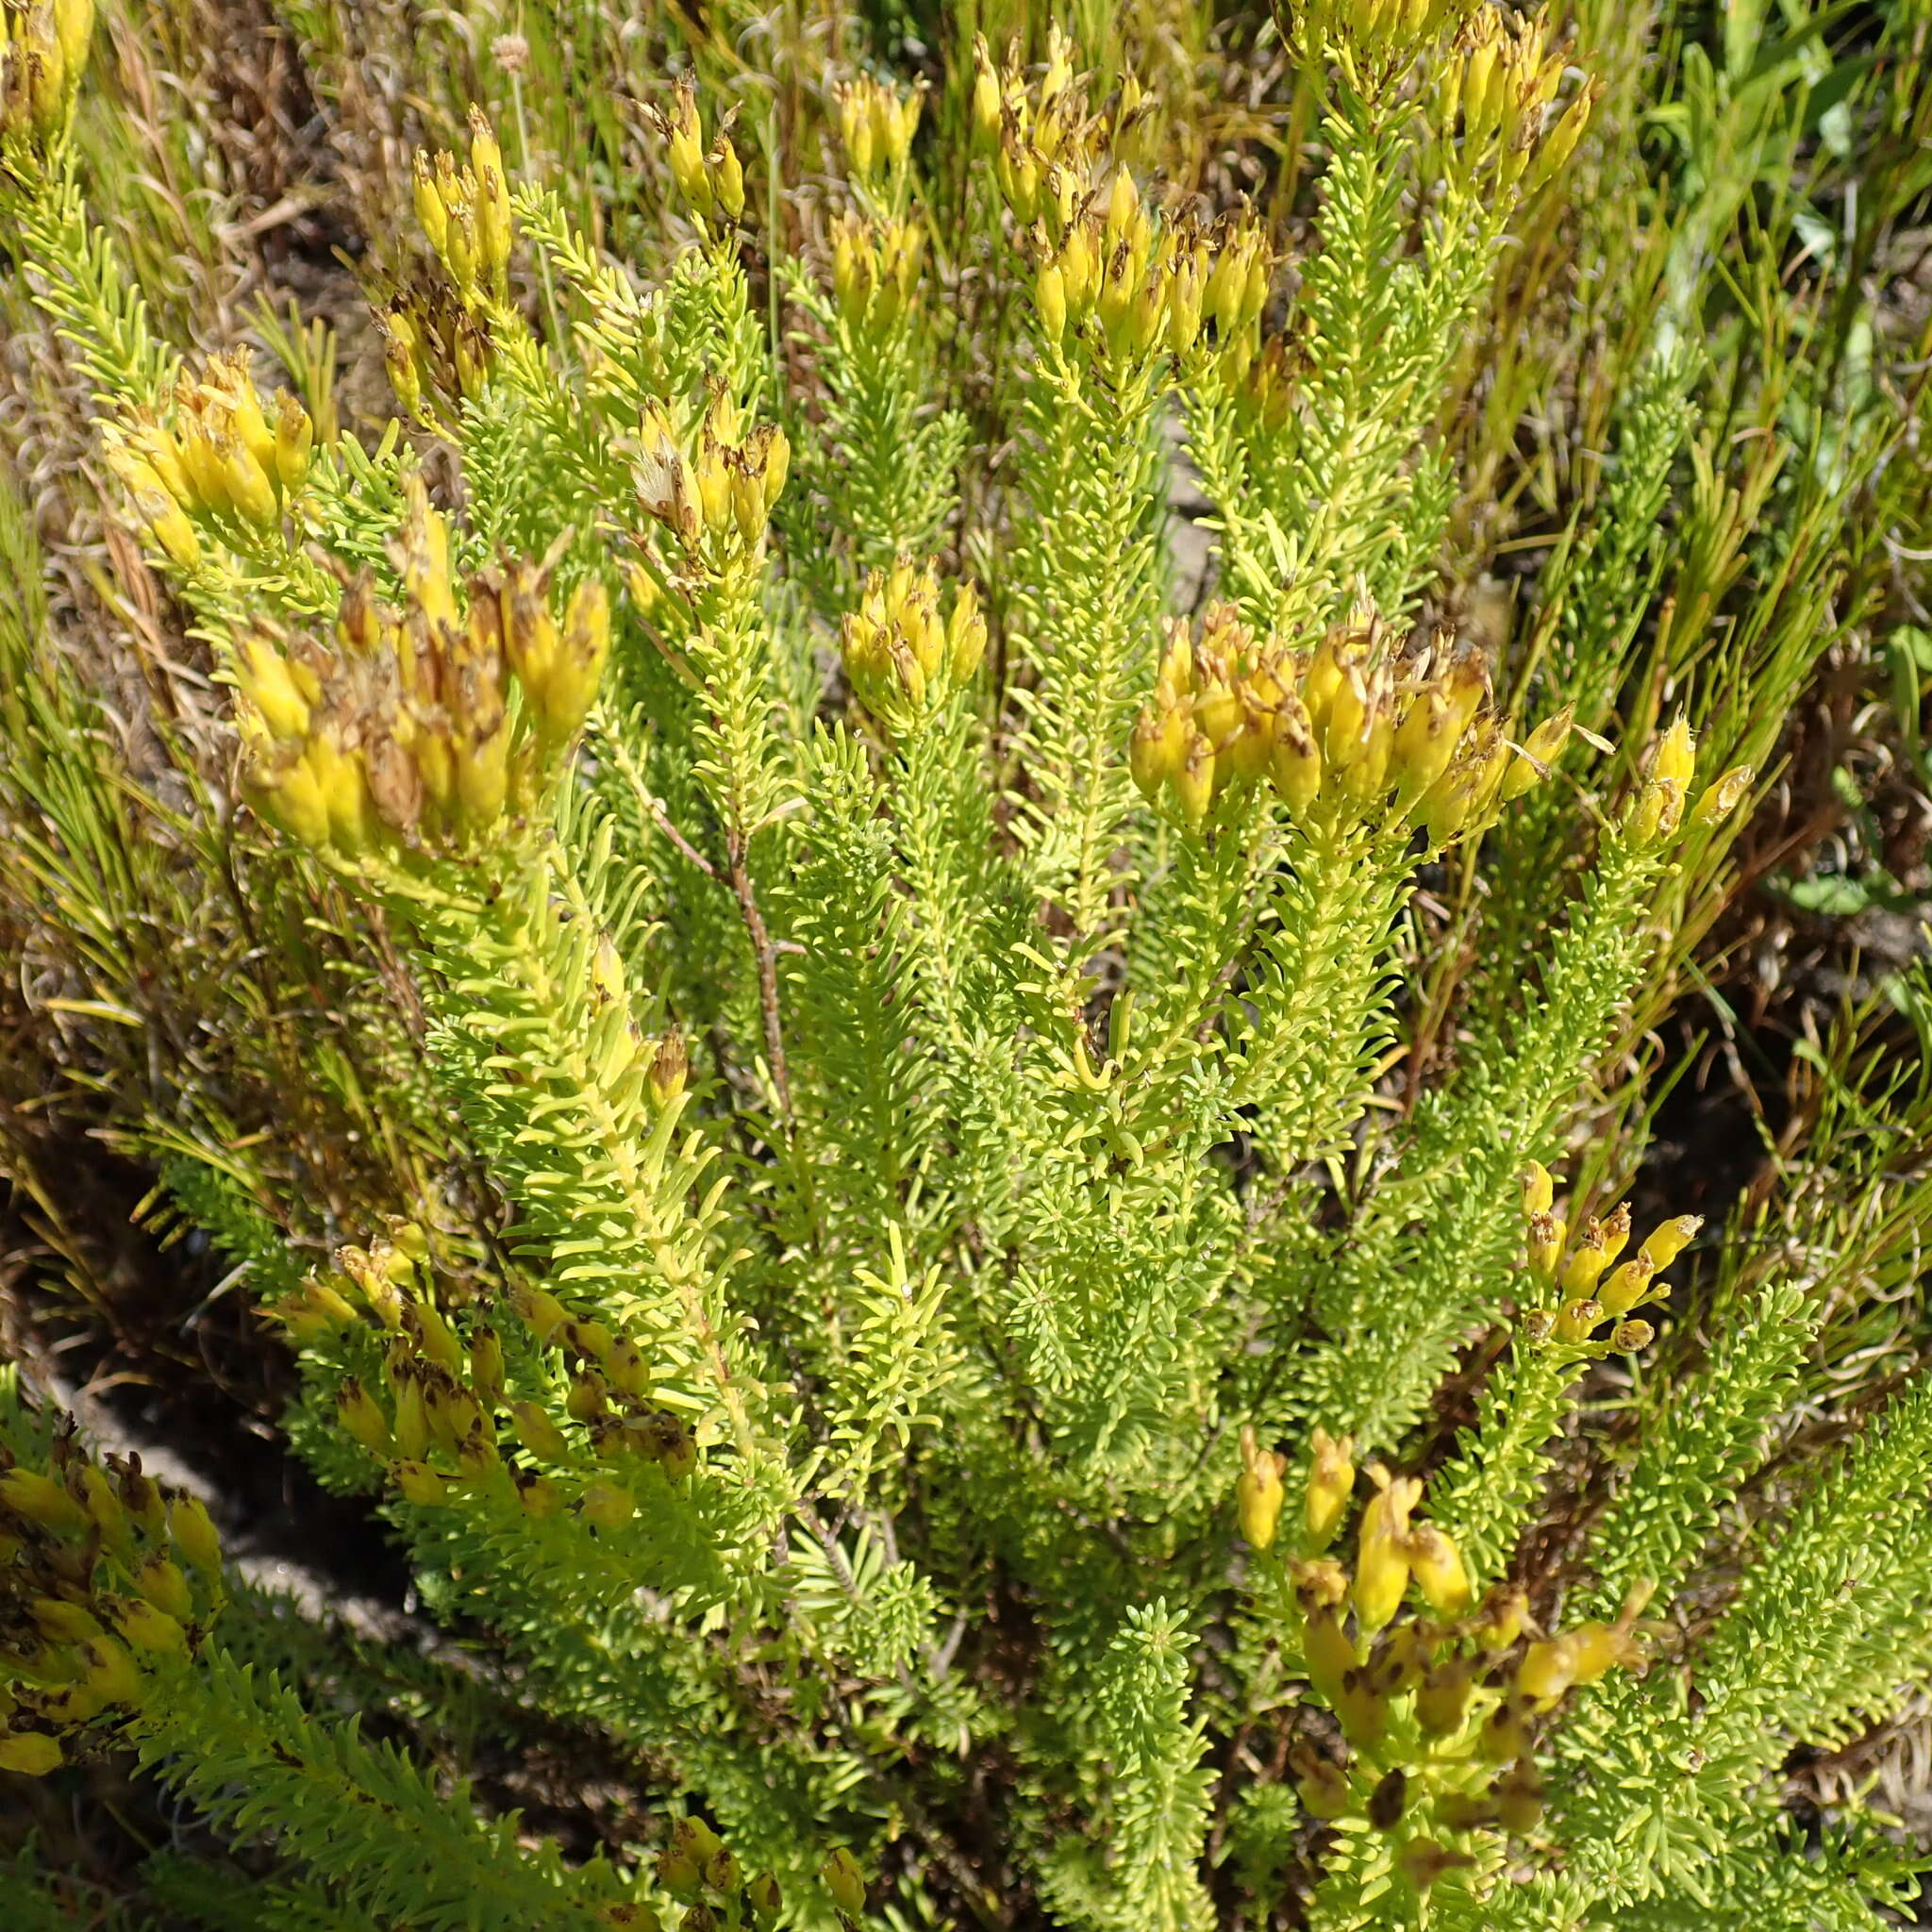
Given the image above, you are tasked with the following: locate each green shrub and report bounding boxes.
[1,0,1929,1925]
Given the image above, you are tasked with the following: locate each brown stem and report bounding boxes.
[648,796,721,881]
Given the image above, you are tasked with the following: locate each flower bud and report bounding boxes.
[1598,1257,1655,1317]
[536,575,610,746]
[511,1283,572,1343]
[1235,1424,1286,1549]
[332,1379,390,1461]
[657,1838,701,1900]
[1173,729,1215,827]
[0,1468,88,1537]
[383,324,423,416]
[566,1362,610,1422]
[1469,1583,1527,1652]
[1393,688,1457,797]
[970,53,1000,145]
[469,108,514,289]
[1128,706,1184,801]
[1565,1618,1643,1685]
[76,1467,127,1554]
[1370,1620,1429,1697]
[1304,1426,1354,1550]
[515,1472,562,1517]
[1554,1297,1604,1342]
[1501,705,1574,800]
[1334,1665,1387,1746]
[1651,716,1695,789]
[1289,1556,1348,1611]
[714,140,745,222]
[508,1400,569,1464]
[731,462,766,548]
[1415,1657,1474,1736]
[1406,1524,1472,1615]
[603,1907,665,1932]
[646,1028,688,1110]
[1525,1209,1564,1281]
[1628,774,1684,847]
[30,1597,102,1644]
[391,1460,446,1507]
[275,392,313,495]
[1036,260,1067,343]
[1422,763,1481,847]
[468,1326,505,1407]
[1598,1202,1633,1266]
[1478,1694,1534,1762]
[0,1733,63,1775]
[413,152,448,256]
[132,1555,194,1623]
[579,1480,633,1528]
[1493,1757,1545,1834]
[1521,1160,1554,1218]
[1269,708,1322,815]
[411,1298,464,1374]
[237,632,313,742]
[564,1321,614,1367]
[1639,1214,1702,1271]
[1560,1223,1609,1298]
[761,425,791,508]
[167,1494,223,1574]
[122,415,188,505]
[945,585,987,685]
[1436,1790,1498,1832]
[219,428,279,527]
[1353,1471,1419,1633]
[1515,1635,1578,1707]
[649,1412,699,1482]
[1292,1747,1352,1819]
[1690,763,1753,830]
[822,1848,867,1917]
[1397,1840,1474,1892]
[1301,1604,1356,1705]
[204,386,267,498]
[142,491,201,569]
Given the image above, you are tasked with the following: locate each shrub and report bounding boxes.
[1,0,1929,1925]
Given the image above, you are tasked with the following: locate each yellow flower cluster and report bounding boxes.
[238,479,608,858]
[412,108,514,308]
[597,1817,856,1932]
[646,75,745,226]
[839,556,987,727]
[0,0,92,185]
[1130,598,1568,838]
[632,386,791,570]
[1441,8,1594,190]
[1234,337,1299,433]
[273,1207,702,1526]
[381,283,493,419]
[1520,1161,1701,1351]
[1290,0,1466,80]
[1628,716,1754,849]
[972,30,1272,371]
[1238,1425,1648,1894]
[834,73,923,183]
[105,354,315,567]
[0,1427,223,1776]
[828,209,927,331]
